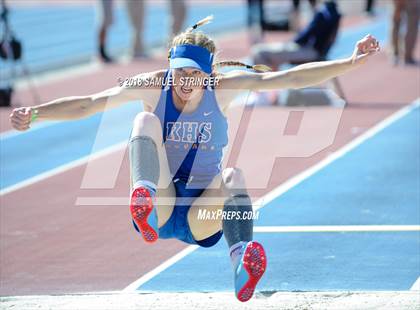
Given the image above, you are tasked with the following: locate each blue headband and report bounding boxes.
[169,44,214,74]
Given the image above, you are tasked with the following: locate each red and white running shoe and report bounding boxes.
[234,241,267,302]
[130,186,158,243]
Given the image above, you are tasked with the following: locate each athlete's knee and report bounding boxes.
[133,112,161,130]
[222,167,247,194]
[132,112,162,141]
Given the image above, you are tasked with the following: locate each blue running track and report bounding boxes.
[137,104,420,292]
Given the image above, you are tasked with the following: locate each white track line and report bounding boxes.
[254,98,419,210]
[410,276,420,291]
[253,225,420,233]
[0,141,127,196]
[0,121,62,140]
[122,99,419,292]
[122,245,199,292]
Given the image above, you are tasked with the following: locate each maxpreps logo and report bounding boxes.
[166,121,212,143]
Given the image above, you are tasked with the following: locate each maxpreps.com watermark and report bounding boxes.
[118,76,220,88]
[197,209,260,221]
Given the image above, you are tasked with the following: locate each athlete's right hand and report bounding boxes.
[9,107,33,131]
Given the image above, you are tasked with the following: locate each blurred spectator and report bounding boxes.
[251,0,340,70]
[365,0,375,16]
[248,0,296,44]
[247,0,265,44]
[290,0,317,31]
[96,0,114,63]
[292,0,317,11]
[126,0,145,58]
[170,0,186,38]
[125,0,186,59]
[390,0,419,65]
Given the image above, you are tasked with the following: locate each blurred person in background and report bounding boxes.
[126,0,186,59]
[170,0,186,38]
[251,0,340,70]
[290,0,317,31]
[248,0,293,43]
[365,0,375,16]
[96,0,114,63]
[126,0,145,58]
[247,0,265,44]
[292,0,317,10]
[390,0,419,65]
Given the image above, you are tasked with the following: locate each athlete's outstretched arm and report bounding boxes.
[9,70,165,131]
[220,34,380,91]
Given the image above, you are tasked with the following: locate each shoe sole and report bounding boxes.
[237,241,267,302]
[130,187,158,243]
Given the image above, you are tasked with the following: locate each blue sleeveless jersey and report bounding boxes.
[153,70,228,188]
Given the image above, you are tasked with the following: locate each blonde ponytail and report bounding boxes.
[170,16,272,74]
[213,61,272,73]
[187,15,213,32]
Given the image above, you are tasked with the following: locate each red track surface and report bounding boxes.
[1,15,419,296]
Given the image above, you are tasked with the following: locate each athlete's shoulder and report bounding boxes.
[213,70,250,113]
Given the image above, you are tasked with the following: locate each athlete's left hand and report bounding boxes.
[351,34,380,65]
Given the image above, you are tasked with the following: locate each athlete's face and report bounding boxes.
[172,67,209,102]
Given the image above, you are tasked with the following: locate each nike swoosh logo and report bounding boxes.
[204,111,213,116]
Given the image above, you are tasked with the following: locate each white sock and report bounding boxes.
[229,241,248,269]
[133,180,157,194]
